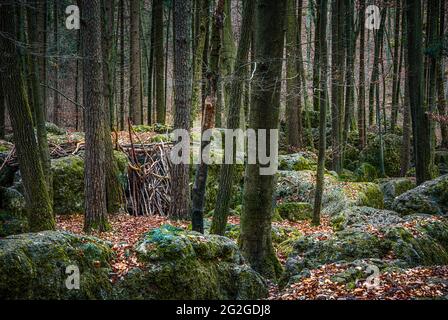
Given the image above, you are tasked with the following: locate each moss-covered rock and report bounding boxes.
[51,152,129,215]
[0,231,113,299]
[355,162,380,182]
[0,187,26,218]
[114,225,268,300]
[379,178,416,209]
[45,122,66,135]
[331,207,404,232]
[0,211,28,237]
[276,202,313,222]
[391,174,448,216]
[342,182,384,209]
[52,156,85,215]
[283,213,448,285]
[279,152,318,171]
[360,134,402,177]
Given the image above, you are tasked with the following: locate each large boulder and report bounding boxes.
[391,174,448,216]
[114,225,268,300]
[379,178,416,209]
[360,133,402,177]
[0,231,114,299]
[276,202,313,222]
[279,152,318,171]
[282,208,448,285]
[276,170,384,216]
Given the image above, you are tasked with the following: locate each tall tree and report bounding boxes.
[390,0,402,132]
[191,0,225,233]
[0,86,4,139]
[119,0,126,130]
[285,0,302,148]
[0,1,55,232]
[406,0,433,184]
[25,0,51,191]
[102,0,124,214]
[313,0,329,226]
[191,0,209,123]
[240,0,286,280]
[358,0,367,150]
[169,0,192,219]
[436,0,448,148]
[80,0,109,232]
[130,0,142,124]
[154,0,165,124]
[211,0,255,235]
[330,0,344,173]
[53,0,60,125]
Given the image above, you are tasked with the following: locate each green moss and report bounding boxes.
[276,202,313,222]
[343,182,384,209]
[116,226,268,300]
[0,231,113,299]
[360,134,402,177]
[355,163,380,182]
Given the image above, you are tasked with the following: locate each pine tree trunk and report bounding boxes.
[80,0,109,232]
[240,0,286,280]
[221,0,236,119]
[0,2,55,232]
[210,0,255,236]
[169,0,192,219]
[0,85,4,139]
[313,0,329,227]
[130,0,142,124]
[406,0,433,184]
[119,0,126,130]
[53,0,60,125]
[436,0,448,148]
[147,6,155,125]
[154,0,166,124]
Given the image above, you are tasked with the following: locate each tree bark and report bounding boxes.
[313,0,329,227]
[210,0,255,236]
[0,1,55,232]
[169,0,192,219]
[406,0,433,184]
[240,0,286,280]
[80,0,109,232]
[130,0,142,124]
[154,0,166,124]
[358,0,367,150]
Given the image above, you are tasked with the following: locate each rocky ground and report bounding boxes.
[1,126,448,300]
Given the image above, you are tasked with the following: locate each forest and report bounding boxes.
[0,0,448,302]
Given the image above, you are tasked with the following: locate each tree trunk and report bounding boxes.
[240,0,286,280]
[169,0,192,219]
[358,0,366,150]
[313,0,329,227]
[119,0,126,130]
[390,0,401,132]
[406,0,433,184]
[211,0,255,236]
[53,0,60,125]
[0,85,4,139]
[0,2,55,232]
[130,0,142,124]
[80,0,109,232]
[286,0,302,149]
[154,0,166,124]
[437,0,448,148]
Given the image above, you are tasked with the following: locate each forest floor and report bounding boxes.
[56,214,448,300]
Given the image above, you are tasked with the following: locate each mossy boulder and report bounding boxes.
[0,187,26,218]
[51,152,129,215]
[283,210,448,285]
[45,122,66,135]
[114,225,268,300]
[51,156,85,215]
[0,231,113,299]
[279,152,318,171]
[331,207,404,232]
[360,133,402,177]
[0,211,28,237]
[391,174,448,216]
[355,162,380,182]
[276,202,313,222]
[342,182,384,209]
[379,178,416,209]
